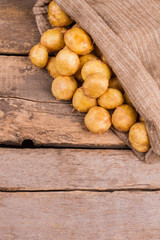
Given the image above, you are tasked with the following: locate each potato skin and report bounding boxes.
[55,48,80,76]
[112,104,137,132]
[64,27,93,55]
[82,73,109,99]
[40,29,65,53]
[29,43,48,68]
[81,59,111,81]
[124,93,133,106]
[75,54,97,82]
[51,76,78,100]
[129,122,150,152]
[98,88,124,109]
[46,57,60,79]
[48,1,73,27]
[72,87,97,112]
[109,77,124,93]
[139,115,145,122]
[85,106,111,134]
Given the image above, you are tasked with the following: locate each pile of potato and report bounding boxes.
[29,1,150,153]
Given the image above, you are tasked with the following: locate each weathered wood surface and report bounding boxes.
[1,191,160,240]
[0,56,125,147]
[1,148,160,191]
[0,0,39,54]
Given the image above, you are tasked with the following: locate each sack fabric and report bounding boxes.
[33,0,160,163]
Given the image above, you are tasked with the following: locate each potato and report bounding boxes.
[51,76,78,100]
[46,57,60,79]
[55,48,80,76]
[93,45,102,58]
[139,115,145,122]
[64,27,93,55]
[101,55,107,64]
[72,87,97,112]
[124,93,133,106]
[81,59,111,81]
[112,104,137,132]
[40,29,65,53]
[75,54,97,81]
[129,122,150,152]
[109,77,124,93]
[54,27,67,34]
[48,1,73,27]
[29,43,48,68]
[98,88,124,109]
[85,106,111,134]
[82,73,109,99]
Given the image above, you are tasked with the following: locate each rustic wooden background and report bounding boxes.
[0,1,160,239]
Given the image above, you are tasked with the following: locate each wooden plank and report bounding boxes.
[1,148,160,191]
[0,56,125,147]
[0,0,39,54]
[0,191,160,239]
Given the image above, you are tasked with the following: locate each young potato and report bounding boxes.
[109,77,124,93]
[72,87,97,112]
[81,59,111,81]
[93,45,102,58]
[46,57,60,79]
[40,29,65,53]
[29,43,48,68]
[64,27,93,55]
[129,122,150,152]
[48,1,73,27]
[85,106,111,134]
[112,104,137,132]
[75,54,97,82]
[124,93,133,106]
[54,27,67,34]
[98,88,124,109]
[55,48,80,76]
[139,115,145,122]
[51,76,78,100]
[82,73,109,99]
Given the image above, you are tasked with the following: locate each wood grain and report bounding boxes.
[1,148,160,191]
[0,56,125,147]
[0,0,39,54]
[0,191,160,240]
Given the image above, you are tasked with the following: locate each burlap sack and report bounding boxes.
[33,0,160,163]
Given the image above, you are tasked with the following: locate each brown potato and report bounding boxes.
[51,76,78,100]
[64,27,93,55]
[93,45,102,58]
[40,29,65,53]
[81,59,111,81]
[109,77,124,93]
[112,104,137,132]
[75,54,97,82]
[98,88,124,109]
[129,122,150,152]
[82,73,109,99]
[46,57,60,79]
[85,106,111,134]
[29,43,48,68]
[55,48,80,76]
[124,92,133,106]
[48,1,73,27]
[72,87,97,112]
[139,115,145,122]
[54,27,67,34]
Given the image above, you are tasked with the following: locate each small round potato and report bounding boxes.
[124,93,133,106]
[98,88,124,109]
[64,27,93,55]
[29,43,48,68]
[81,59,111,81]
[85,106,111,134]
[139,115,145,122]
[93,45,102,58]
[54,27,67,34]
[112,104,137,132]
[129,122,150,152]
[72,87,97,112]
[55,48,80,76]
[75,54,97,81]
[40,29,65,53]
[46,57,60,79]
[109,77,124,93]
[82,73,109,99]
[48,1,73,27]
[51,76,78,100]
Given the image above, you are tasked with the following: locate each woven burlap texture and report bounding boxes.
[33,0,160,163]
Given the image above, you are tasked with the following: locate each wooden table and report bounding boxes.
[0,1,160,239]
